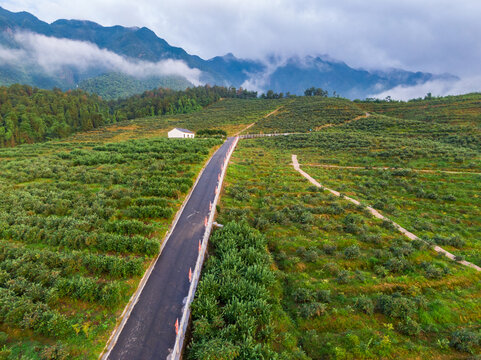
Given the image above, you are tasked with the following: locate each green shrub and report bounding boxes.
[40,343,70,360]
[397,316,421,336]
[449,329,481,353]
[0,332,7,346]
[344,245,361,259]
[354,296,374,315]
[299,302,327,318]
[376,293,416,320]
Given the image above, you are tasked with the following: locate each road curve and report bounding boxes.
[106,137,237,360]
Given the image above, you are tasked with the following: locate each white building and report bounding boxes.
[168,128,195,138]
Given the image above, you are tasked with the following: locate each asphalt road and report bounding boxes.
[108,137,236,360]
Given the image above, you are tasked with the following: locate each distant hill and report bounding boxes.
[78,73,193,100]
[0,6,457,99]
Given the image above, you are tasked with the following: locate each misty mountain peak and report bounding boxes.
[0,6,456,99]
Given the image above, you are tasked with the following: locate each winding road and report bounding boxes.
[103,137,237,360]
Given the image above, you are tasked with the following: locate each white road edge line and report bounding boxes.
[292,154,481,272]
[99,142,226,360]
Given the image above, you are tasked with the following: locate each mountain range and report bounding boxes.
[0,6,457,99]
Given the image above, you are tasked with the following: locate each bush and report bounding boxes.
[299,302,327,318]
[189,222,277,358]
[322,244,337,255]
[335,270,350,284]
[432,235,465,249]
[316,290,331,303]
[376,293,416,320]
[0,332,7,346]
[40,343,70,360]
[344,245,361,259]
[450,329,481,353]
[354,296,374,315]
[385,257,411,274]
[397,316,421,336]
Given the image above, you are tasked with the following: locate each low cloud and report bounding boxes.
[0,31,203,85]
[240,56,288,94]
[369,77,481,101]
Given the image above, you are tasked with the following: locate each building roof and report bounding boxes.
[171,128,194,134]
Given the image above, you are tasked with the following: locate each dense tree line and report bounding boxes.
[0,84,257,147]
[0,84,113,147]
[110,85,257,120]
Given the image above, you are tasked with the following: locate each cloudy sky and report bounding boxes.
[1,0,480,98]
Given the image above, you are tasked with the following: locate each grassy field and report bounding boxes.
[207,139,481,359]
[0,135,222,359]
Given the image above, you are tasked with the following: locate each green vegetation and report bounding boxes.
[0,135,221,358]
[357,94,481,152]
[250,96,364,133]
[0,84,259,148]
[299,166,481,267]
[2,87,481,359]
[188,221,278,359]
[196,129,227,138]
[206,140,481,358]
[0,84,113,147]
[79,73,193,100]
[110,85,257,121]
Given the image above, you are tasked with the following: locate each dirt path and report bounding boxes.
[235,105,285,136]
[301,163,481,176]
[234,122,256,136]
[264,106,283,118]
[292,154,481,272]
[315,112,370,131]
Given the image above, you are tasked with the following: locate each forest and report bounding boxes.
[0,84,257,147]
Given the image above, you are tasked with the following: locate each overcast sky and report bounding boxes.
[2,0,481,76]
[1,0,481,98]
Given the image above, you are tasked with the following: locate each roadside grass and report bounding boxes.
[215,139,481,359]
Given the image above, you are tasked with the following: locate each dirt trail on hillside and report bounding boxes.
[235,106,285,136]
[315,112,370,131]
[301,163,481,176]
[234,122,256,136]
[292,154,481,272]
[263,107,283,118]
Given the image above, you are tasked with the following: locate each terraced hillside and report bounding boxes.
[357,94,481,152]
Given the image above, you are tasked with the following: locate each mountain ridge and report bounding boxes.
[0,6,457,99]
